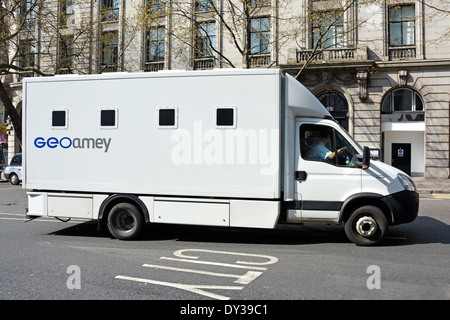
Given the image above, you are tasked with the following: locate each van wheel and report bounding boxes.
[344,205,388,246]
[107,203,143,240]
[10,173,19,185]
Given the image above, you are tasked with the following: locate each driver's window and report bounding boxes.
[300,124,357,167]
[334,130,358,167]
[300,125,335,163]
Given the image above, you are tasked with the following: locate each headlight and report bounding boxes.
[398,173,416,192]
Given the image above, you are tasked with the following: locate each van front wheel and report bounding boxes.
[344,205,388,246]
[107,203,143,240]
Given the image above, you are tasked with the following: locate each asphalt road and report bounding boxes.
[0,183,449,305]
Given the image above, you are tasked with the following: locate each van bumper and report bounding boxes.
[381,190,419,225]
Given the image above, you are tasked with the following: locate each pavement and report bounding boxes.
[413,178,450,196]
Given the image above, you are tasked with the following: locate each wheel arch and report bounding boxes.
[339,193,393,225]
[98,194,150,224]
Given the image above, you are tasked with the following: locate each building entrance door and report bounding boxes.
[391,143,411,176]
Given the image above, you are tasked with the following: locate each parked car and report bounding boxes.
[4,153,22,185]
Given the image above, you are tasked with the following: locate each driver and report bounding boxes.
[305,131,346,162]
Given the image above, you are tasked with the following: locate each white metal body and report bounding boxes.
[23,69,408,231]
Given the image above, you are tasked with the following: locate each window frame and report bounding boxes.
[101,0,120,22]
[157,106,178,129]
[99,108,119,129]
[300,124,359,168]
[250,17,271,55]
[388,4,415,47]
[146,26,166,62]
[100,31,119,72]
[195,21,216,59]
[311,10,344,49]
[195,0,215,12]
[214,106,237,129]
[146,0,166,17]
[51,108,69,130]
[381,88,424,114]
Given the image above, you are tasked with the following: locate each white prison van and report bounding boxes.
[23,69,419,245]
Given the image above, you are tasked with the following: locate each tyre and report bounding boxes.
[10,173,19,185]
[344,205,388,246]
[107,203,143,240]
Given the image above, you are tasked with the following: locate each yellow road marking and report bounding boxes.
[432,194,450,199]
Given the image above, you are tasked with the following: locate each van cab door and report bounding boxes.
[290,120,362,223]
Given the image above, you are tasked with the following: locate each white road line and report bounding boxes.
[115,275,243,300]
[142,263,262,284]
[0,212,25,216]
[172,249,279,266]
[160,257,268,270]
[0,217,27,221]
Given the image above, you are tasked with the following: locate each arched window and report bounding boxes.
[382,88,424,114]
[316,90,349,131]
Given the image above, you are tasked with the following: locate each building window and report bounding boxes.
[250,0,271,7]
[58,35,74,74]
[312,10,344,49]
[146,0,166,16]
[101,0,120,22]
[147,27,165,62]
[100,31,118,72]
[381,88,424,114]
[388,5,415,47]
[195,0,215,12]
[19,40,36,69]
[195,21,216,58]
[194,21,216,70]
[316,91,349,131]
[21,0,37,29]
[60,0,75,24]
[250,17,271,55]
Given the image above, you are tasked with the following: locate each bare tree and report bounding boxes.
[0,0,141,145]
[291,0,381,79]
[166,0,292,69]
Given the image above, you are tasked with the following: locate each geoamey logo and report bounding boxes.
[34,137,112,153]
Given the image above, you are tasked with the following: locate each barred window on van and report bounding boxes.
[100,108,118,129]
[215,107,236,128]
[52,109,68,129]
[157,107,178,129]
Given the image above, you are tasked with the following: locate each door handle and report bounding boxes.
[295,171,307,181]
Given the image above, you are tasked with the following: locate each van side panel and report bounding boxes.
[23,70,281,200]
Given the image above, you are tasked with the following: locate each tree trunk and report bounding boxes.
[0,79,22,146]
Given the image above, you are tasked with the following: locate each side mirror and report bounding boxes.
[356,146,371,169]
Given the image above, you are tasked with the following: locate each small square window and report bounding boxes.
[215,107,236,128]
[100,108,118,129]
[159,109,175,126]
[52,109,68,129]
[157,107,178,129]
[101,110,116,126]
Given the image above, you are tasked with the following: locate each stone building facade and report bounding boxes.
[1,0,449,178]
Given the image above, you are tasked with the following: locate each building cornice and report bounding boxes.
[375,59,450,70]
